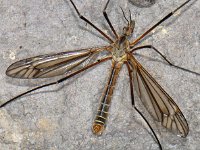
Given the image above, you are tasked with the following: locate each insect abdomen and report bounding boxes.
[92,61,122,135]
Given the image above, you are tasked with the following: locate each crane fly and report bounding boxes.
[1,0,199,149]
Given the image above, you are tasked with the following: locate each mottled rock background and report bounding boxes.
[0,0,199,150]
[129,0,156,7]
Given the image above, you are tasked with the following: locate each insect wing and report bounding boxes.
[129,56,189,137]
[6,47,106,79]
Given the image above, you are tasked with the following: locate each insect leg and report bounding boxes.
[130,0,191,46]
[103,0,119,38]
[69,0,114,43]
[131,45,200,76]
[1,56,112,108]
[126,61,163,150]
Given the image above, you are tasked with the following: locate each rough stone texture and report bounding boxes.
[0,0,199,150]
[129,0,155,8]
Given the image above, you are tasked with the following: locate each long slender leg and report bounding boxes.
[126,62,163,150]
[130,45,200,76]
[103,0,118,38]
[130,0,191,47]
[69,0,114,43]
[0,56,112,108]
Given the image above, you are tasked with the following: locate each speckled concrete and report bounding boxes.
[0,0,199,150]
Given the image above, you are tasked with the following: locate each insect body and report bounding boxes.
[1,0,199,149]
[92,20,135,135]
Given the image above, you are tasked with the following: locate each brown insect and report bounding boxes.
[1,0,199,149]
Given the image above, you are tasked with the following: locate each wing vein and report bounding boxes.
[137,67,162,121]
[139,67,170,115]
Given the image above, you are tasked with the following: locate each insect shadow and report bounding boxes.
[129,0,156,8]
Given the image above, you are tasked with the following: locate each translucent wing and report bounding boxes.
[6,47,108,79]
[129,55,189,137]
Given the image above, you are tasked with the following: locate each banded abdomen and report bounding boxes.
[92,60,122,135]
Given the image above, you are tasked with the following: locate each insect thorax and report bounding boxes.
[112,36,130,62]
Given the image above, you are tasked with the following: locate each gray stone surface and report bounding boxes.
[129,0,155,8]
[0,0,199,149]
